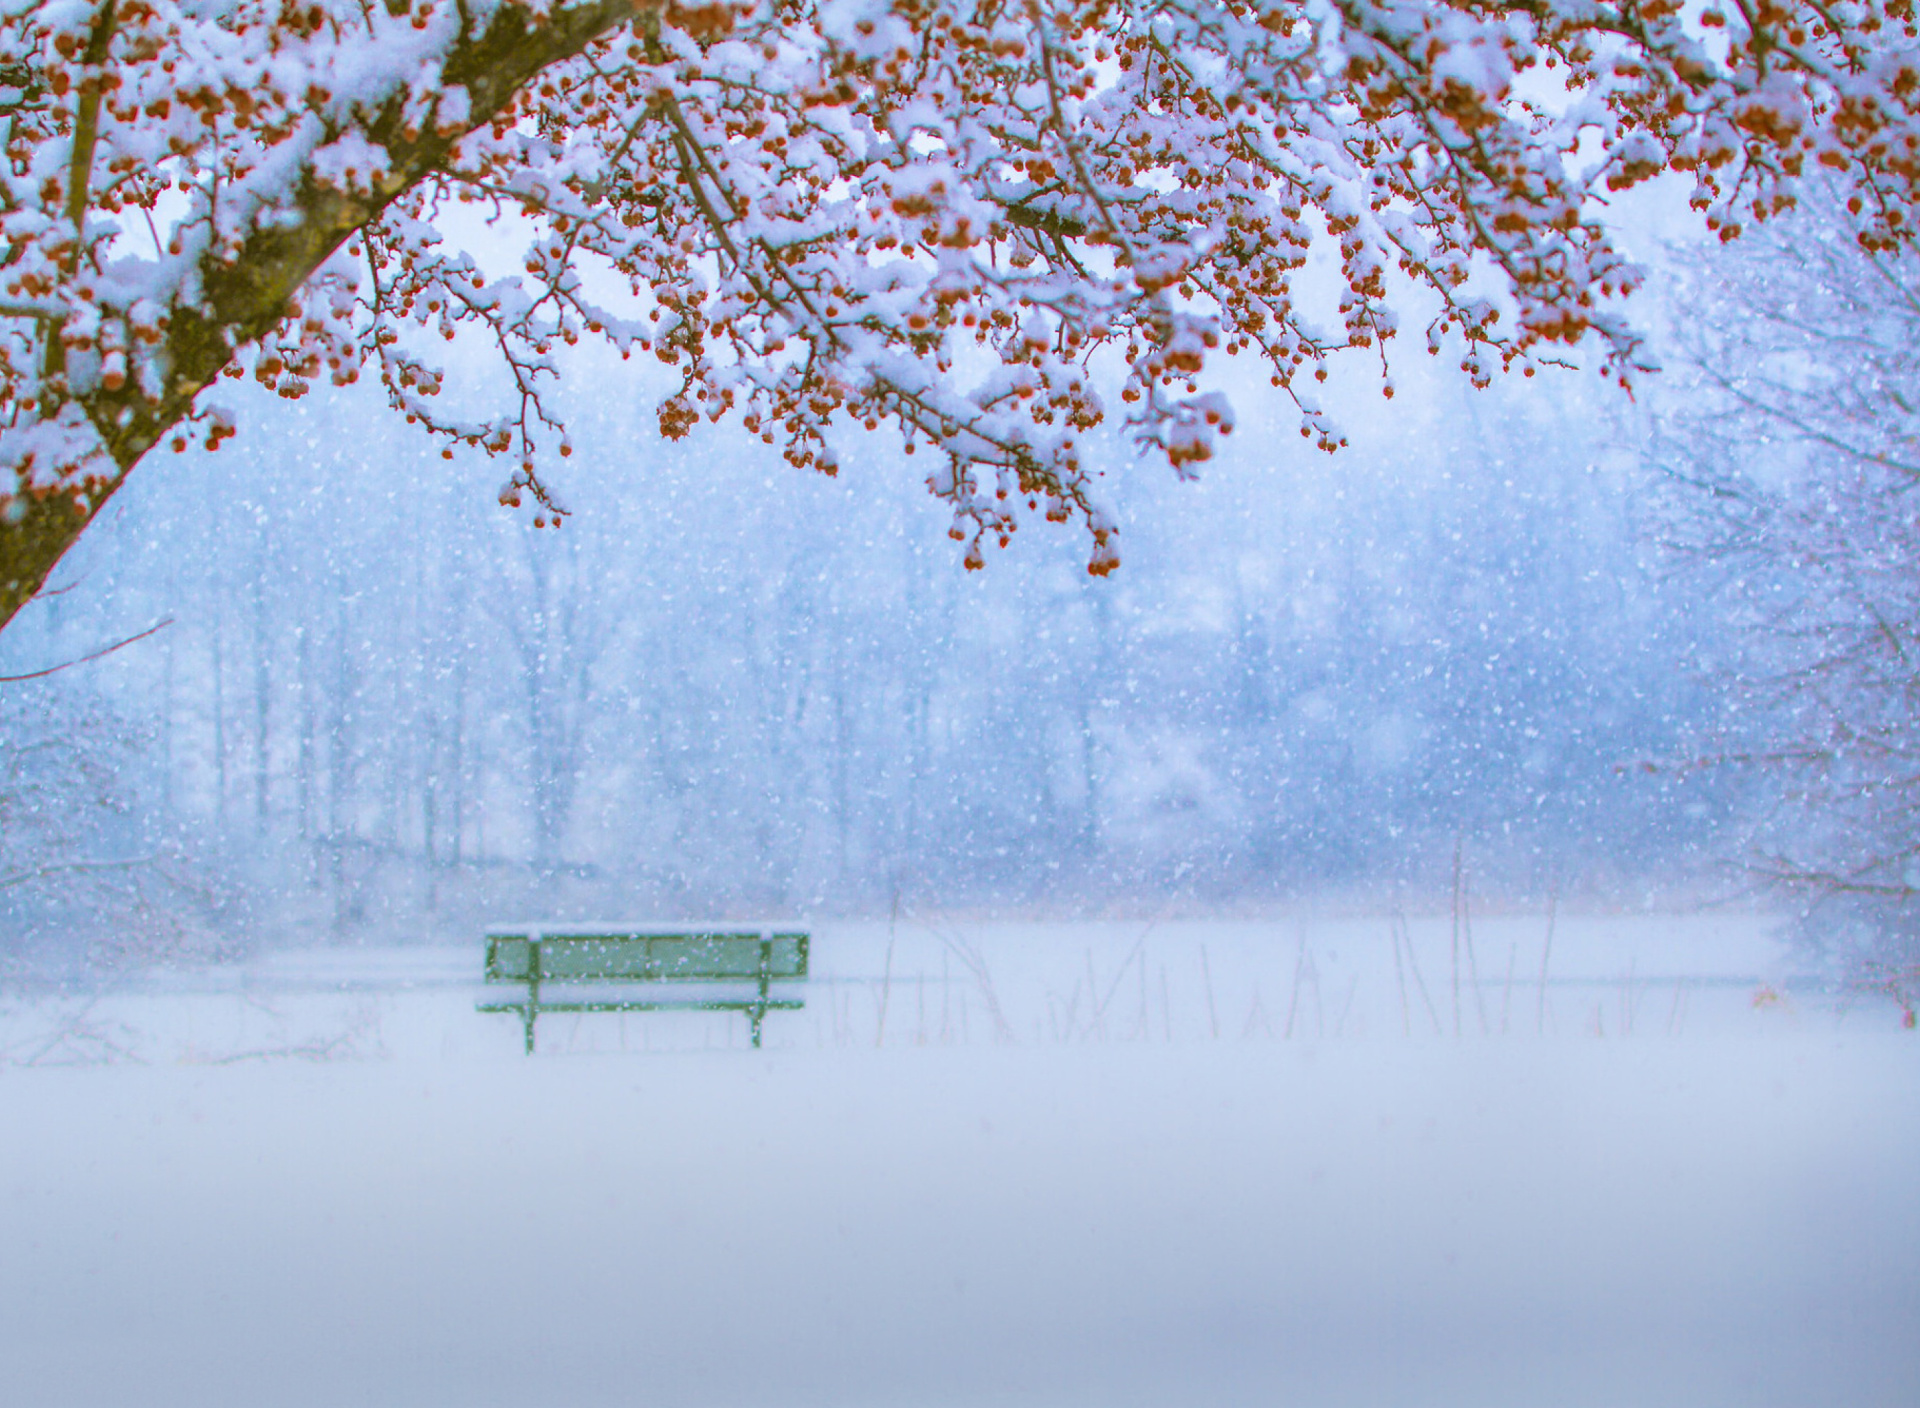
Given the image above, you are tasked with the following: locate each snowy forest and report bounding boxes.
[10,206,1913,977]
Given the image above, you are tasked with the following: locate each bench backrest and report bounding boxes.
[484,928,809,984]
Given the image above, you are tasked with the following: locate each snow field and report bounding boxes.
[1,916,1914,1407]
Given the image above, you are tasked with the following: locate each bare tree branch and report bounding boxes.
[0,617,170,683]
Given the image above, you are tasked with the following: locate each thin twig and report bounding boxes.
[0,618,172,683]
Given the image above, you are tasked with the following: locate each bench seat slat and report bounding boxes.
[486,931,808,983]
[477,999,806,1014]
[479,926,809,1052]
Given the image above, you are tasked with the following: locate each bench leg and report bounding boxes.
[751,956,770,1049]
[524,949,541,1056]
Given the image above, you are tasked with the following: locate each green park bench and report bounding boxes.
[478,925,809,1053]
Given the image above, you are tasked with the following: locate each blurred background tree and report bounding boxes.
[1653,199,1920,978]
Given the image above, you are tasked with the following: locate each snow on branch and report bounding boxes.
[0,0,1914,623]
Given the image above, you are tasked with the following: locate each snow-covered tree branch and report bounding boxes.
[1653,205,1920,968]
[1,0,1916,628]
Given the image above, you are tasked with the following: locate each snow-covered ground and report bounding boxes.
[2,915,1915,1407]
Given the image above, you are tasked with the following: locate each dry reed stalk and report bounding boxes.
[1461,867,1488,1037]
[1398,912,1444,1036]
[1084,949,1107,1041]
[1536,888,1557,1036]
[1313,953,1326,1038]
[875,900,898,1048]
[940,952,952,1044]
[1244,988,1274,1039]
[1201,943,1220,1040]
[1088,936,1147,1041]
[1390,914,1412,1037]
[1285,928,1308,1040]
[1137,949,1150,1041]
[921,918,1015,1042]
[1335,974,1360,1038]
[1451,838,1464,1039]
[1047,982,1077,1044]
